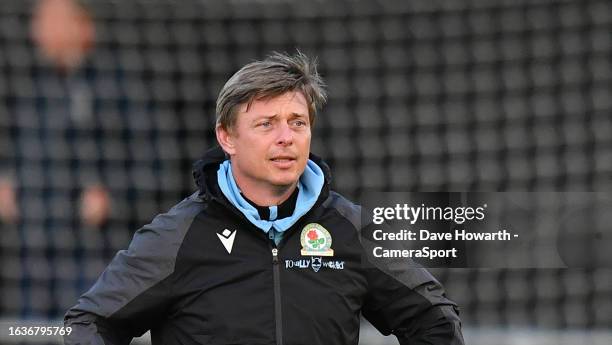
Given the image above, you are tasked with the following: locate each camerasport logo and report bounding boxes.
[300,223,334,257]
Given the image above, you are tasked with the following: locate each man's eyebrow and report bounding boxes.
[253,113,307,120]
[253,114,277,121]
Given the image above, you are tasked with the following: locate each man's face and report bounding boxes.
[217,91,312,193]
[31,0,94,70]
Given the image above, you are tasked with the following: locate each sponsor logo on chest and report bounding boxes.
[285,257,345,272]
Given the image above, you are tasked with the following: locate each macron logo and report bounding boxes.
[217,229,237,254]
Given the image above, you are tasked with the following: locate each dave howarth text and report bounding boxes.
[373,229,516,241]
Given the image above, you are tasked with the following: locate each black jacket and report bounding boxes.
[64,147,464,345]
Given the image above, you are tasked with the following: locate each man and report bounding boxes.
[64,52,464,344]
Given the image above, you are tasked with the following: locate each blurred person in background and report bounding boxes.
[0,0,119,319]
[64,52,464,345]
[0,0,110,230]
[33,0,111,227]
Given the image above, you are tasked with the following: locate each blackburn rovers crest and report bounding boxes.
[300,223,334,257]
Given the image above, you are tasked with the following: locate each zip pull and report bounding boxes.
[270,246,283,345]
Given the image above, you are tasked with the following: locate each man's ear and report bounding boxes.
[216,125,236,155]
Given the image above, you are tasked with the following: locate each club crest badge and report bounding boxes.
[300,223,334,257]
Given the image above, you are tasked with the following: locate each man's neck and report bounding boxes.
[236,180,298,207]
[242,187,300,221]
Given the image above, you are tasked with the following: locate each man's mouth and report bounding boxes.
[270,156,297,168]
[270,156,296,162]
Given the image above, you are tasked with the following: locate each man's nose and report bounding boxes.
[275,123,294,146]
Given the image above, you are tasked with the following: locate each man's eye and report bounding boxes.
[293,120,307,127]
[259,121,272,127]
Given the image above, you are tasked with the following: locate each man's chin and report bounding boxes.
[266,163,306,188]
[269,175,300,189]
